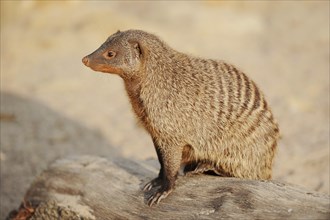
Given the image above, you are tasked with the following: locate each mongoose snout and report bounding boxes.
[82,56,89,66]
[82,29,280,207]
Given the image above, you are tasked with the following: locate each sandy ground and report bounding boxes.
[1,1,329,219]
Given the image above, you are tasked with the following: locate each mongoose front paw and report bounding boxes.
[147,187,173,207]
[143,177,162,192]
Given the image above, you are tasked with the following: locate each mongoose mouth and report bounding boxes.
[82,56,124,75]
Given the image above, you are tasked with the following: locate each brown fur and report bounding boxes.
[82,29,280,206]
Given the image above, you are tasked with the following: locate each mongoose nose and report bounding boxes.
[82,56,89,66]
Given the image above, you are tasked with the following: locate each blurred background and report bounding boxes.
[1,1,329,218]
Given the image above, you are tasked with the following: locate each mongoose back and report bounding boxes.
[82,29,280,206]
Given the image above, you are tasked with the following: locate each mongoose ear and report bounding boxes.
[129,40,143,58]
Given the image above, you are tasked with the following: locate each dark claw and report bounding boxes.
[143,182,153,191]
[143,178,162,192]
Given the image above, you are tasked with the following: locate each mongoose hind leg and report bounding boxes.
[183,162,198,174]
[184,161,227,176]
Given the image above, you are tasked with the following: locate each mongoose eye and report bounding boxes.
[107,51,116,58]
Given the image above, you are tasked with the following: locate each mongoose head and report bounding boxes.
[82,30,146,78]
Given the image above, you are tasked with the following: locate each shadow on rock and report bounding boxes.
[0,91,121,219]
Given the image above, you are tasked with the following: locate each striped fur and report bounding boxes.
[83,30,280,205]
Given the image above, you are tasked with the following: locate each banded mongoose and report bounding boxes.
[82,29,280,206]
